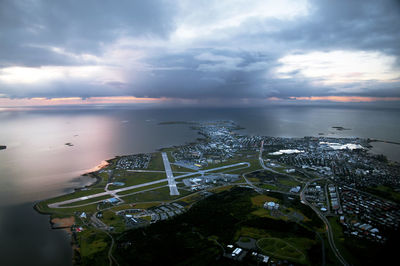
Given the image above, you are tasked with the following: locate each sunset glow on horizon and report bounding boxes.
[1,95,399,108]
[0,96,164,107]
[288,96,400,102]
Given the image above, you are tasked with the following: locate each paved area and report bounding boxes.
[48,178,168,208]
[48,153,250,208]
[162,152,179,196]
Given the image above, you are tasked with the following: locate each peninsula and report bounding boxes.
[36,121,400,266]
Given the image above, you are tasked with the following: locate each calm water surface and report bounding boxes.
[0,106,399,265]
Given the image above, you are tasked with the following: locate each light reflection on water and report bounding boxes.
[0,106,399,265]
[0,106,399,205]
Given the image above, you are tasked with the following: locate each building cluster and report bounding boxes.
[225,244,246,261]
[116,203,186,225]
[116,153,151,170]
[339,186,400,242]
[225,244,273,264]
[182,173,239,191]
[104,121,398,248]
[304,182,329,212]
[149,203,186,223]
[117,209,149,227]
[171,121,264,167]
[264,201,280,210]
[328,184,341,213]
[274,137,399,190]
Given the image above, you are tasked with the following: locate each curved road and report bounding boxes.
[300,179,348,266]
[259,141,348,266]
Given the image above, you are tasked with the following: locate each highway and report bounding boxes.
[161,152,179,196]
[258,140,299,180]
[300,179,349,266]
[259,140,348,265]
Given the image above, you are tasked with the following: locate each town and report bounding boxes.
[36,121,400,265]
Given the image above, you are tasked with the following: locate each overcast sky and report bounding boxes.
[0,0,399,105]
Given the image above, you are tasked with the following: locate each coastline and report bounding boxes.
[369,141,400,163]
[33,159,115,264]
[33,124,400,266]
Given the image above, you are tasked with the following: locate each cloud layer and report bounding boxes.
[0,0,399,103]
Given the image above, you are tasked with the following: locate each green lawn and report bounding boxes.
[116,181,168,196]
[278,178,301,187]
[328,217,354,265]
[121,186,192,203]
[260,184,279,190]
[146,152,165,171]
[109,171,166,190]
[366,185,400,203]
[257,237,307,264]
[78,229,111,265]
[101,210,126,232]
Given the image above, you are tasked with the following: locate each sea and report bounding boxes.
[0,105,399,266]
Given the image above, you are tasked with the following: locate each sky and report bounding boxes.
[0,0,400,107]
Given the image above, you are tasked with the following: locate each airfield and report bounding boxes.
[48,152,250,209]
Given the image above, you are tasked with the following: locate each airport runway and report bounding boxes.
[48,156,250,208]
[161,152,180,196]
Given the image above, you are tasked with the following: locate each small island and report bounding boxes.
[36,121,400,266]
[332,126,351,131]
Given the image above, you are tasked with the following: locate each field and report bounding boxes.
[257,237,307,264]
[250,194,278,207]
[116,181,168,196]
[120,186,191,203]
[108,171,167,190]
[114,187,321,265]
[366,185,400,203]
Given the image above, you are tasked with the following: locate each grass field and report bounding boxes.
[235,226,270,240]
[101,210,126,232]
[366,185,400,203]
[78,229,111,265]
[109,171,167,190]
[121,186,191,203]
[111,202,161,211]
[257,237,307,264]
[146,152,165,171]
[250,194,278,207]
[328,217,354,264]
[116,181,168,196]
[251,208,286,220]
[278,178,301,187]
[260,184,279,190]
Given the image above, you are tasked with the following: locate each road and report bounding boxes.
[258,140,301,181]
[300,179,349,266]
[259,140,346,265]
[161,152,179,196]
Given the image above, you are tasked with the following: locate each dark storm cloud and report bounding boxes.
[0,0,399,102]
[273,0,400,57]
[0,0,176,67]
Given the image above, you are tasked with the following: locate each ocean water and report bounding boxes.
[0,105,399,265]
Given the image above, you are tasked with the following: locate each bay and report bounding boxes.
[0,105,399,265]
